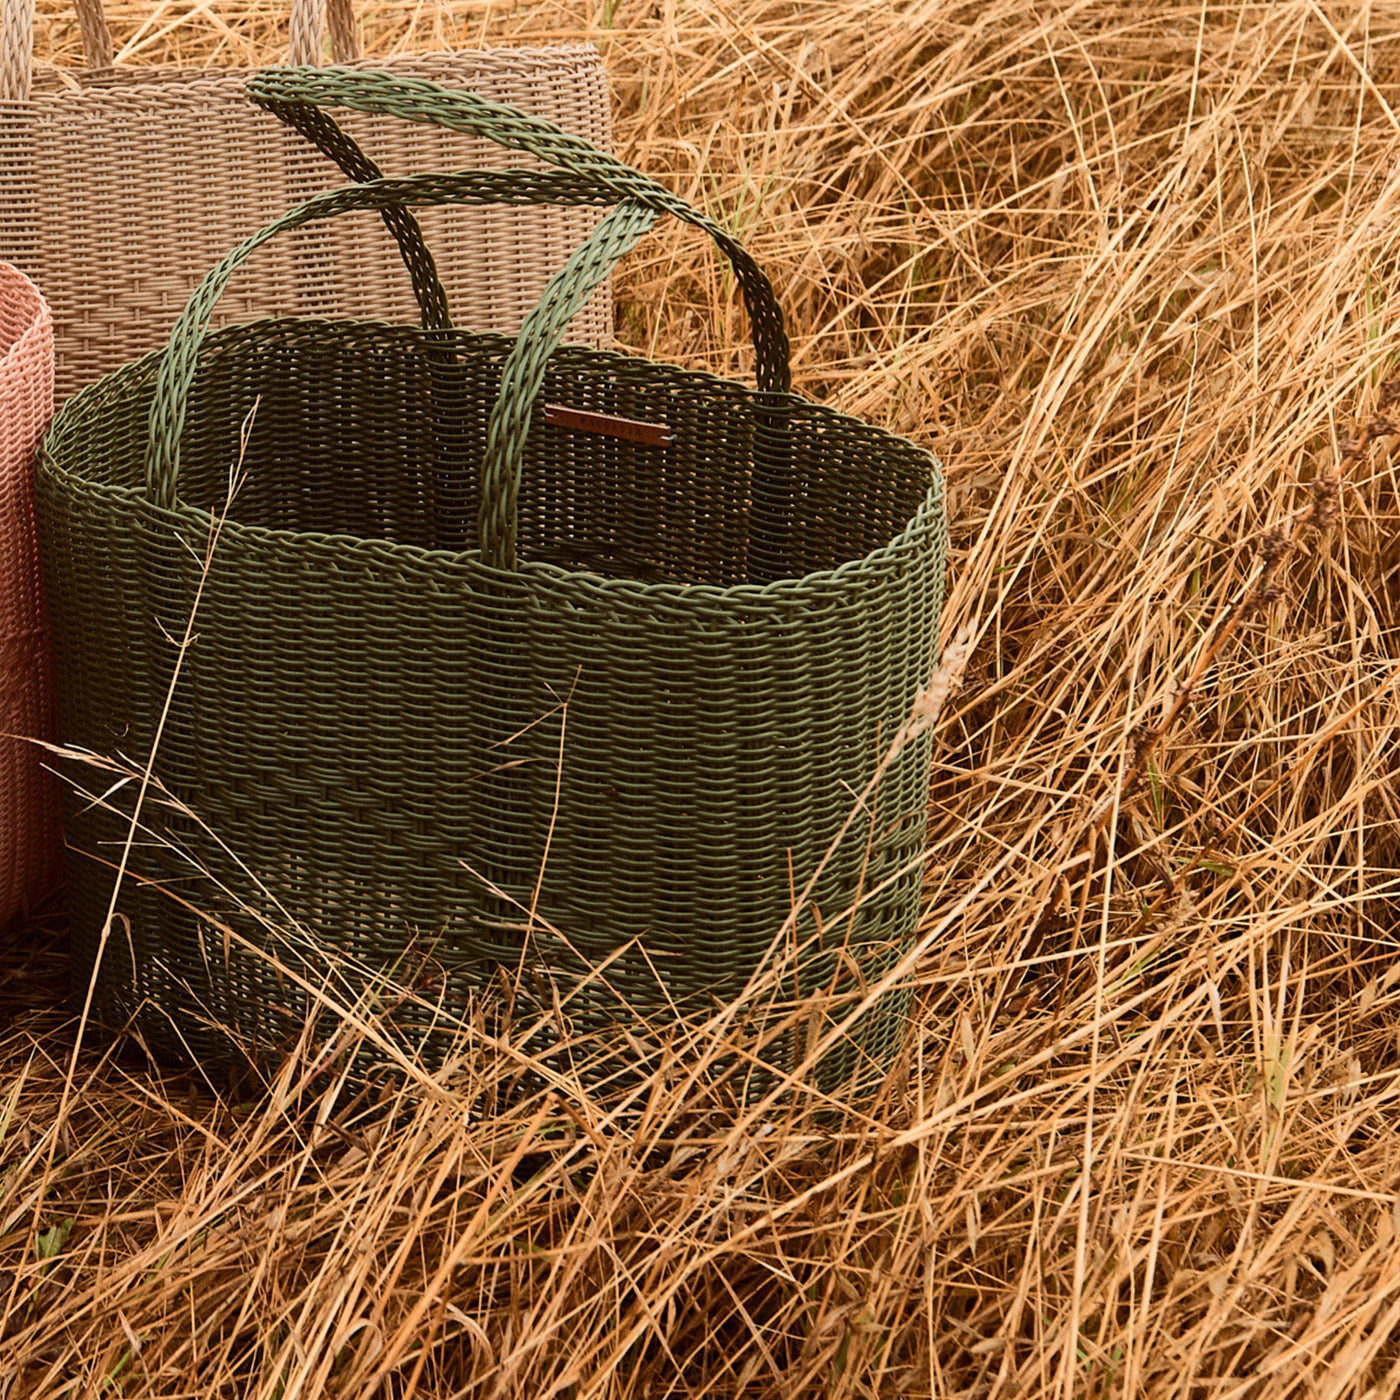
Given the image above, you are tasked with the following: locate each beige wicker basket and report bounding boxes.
[0,0,613,402]
[0,260,60,926]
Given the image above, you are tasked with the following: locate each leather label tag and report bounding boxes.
[544,404,673,448]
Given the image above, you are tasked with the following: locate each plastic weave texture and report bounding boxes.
[35,70,948,1091]
[0,0,612,402]
[0,260,62,926]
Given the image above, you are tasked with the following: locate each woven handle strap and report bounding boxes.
[288,0,359,67]
[144,169,631,512]
[246,67,792,397]
[74,0,112,70]
[264,91,451,331]
[0,0,108,98]
[479,198,658,568]
[0,0,355,101]
[0,0,33,99]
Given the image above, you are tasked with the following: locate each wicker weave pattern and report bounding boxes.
[37,73,948,1087]
[0,0,612,401]
[0,261,61,926]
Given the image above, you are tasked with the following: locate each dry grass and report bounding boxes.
[7,0,1400,1394]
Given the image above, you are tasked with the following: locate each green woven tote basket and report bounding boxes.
[35,69,947,1093]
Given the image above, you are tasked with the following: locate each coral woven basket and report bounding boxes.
[36,70,946,1088]
[0,261,62,926]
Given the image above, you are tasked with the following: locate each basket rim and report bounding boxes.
[0,261,50,369]
[40,322,946,608]
[12,47,607,105]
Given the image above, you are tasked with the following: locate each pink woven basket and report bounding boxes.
[0,261,61,925]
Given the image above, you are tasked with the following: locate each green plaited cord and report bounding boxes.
[479,199,660,568]
[259,91,455,334]
[144,170,642,510]
[249,68,800,580]
[247,68,792,394]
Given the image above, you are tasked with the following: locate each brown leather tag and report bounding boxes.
[544,404,672,448]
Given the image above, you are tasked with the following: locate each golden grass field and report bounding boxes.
[7,0,1400,1394]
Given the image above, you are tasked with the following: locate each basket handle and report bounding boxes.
[0,0,356,101]
[246,67,791,398]
[288,0,359,67]
[261,82,453,335]
[144,169,648,513]
[246,68,795,574]
[150,77,795,572]
[1,0,110,97]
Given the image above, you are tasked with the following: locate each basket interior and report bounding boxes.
[48,319,937,586]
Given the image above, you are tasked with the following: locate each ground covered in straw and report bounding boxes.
[7,1,1400,1395]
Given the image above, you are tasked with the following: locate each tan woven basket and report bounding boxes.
[0,260,61,927]
[0,0,612,402]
